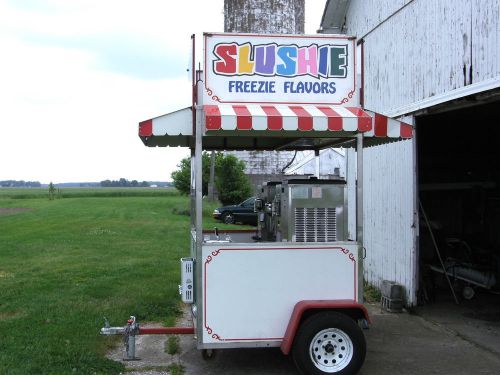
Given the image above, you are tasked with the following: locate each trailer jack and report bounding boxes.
[100,316,195,361]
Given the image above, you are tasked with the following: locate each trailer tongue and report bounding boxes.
[103,32,413,375]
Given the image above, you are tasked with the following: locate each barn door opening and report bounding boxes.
[416,99,500,352]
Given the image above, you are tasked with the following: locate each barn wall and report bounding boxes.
[346,0,500,114]
[347,139,417,305]
[472,0,500,82]
[355,0,472,113]
[338,0,500,306]
[362,140,417,305]
[345,0,412,38]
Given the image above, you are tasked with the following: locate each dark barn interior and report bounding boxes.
[417,99,500,310]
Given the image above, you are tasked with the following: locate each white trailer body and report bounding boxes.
[138,33,414,374]
[200,241,359,347]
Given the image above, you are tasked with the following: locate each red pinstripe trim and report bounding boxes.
[400,123,413,138]
[317,106,343,131]
[232,105,252,130]
[374,112,388,137]
[205,105,221,130]
[289,106,313,131]
[261,105,282,130]
[346,107,372,131]
[139,119,153,137]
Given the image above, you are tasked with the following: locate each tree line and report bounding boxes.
[1,180,41,188]
[171,152,252,205]
[100,178,150,187]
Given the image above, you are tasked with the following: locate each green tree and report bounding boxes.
[171,152,252,205]
[171,157,192,195]
[172,152,222,196]
[215,154,252,205]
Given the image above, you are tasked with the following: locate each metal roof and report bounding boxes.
[318,0,351,34]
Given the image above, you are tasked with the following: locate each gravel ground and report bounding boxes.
[108,304,500,375]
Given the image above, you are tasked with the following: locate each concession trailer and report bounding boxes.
[102,33,413,375]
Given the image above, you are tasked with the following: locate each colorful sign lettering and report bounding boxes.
[204,33,357,105]
[213,43,348,79]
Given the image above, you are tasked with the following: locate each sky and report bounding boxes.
[0,0,326,184]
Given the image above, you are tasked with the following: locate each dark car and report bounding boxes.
[213,197,257,225]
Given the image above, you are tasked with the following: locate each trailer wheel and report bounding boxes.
[222,212,235,224]
[292,312,366,375]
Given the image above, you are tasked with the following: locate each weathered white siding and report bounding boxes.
[228,150,291,175]
[362,140,417,305]
[352,0,472,113]
[345,0,413,38]
[336,0,499,306]
[347,139,417,305]
[284,149,346,179]
[346,0,500,114]
[472,0,500,82]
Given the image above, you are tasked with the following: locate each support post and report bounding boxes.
[315,149,320,178]
[356,133,364,303]
[194,107,203,337]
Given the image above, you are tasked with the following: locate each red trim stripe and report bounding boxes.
[205,105,222,130]
[139,119,153,137]
[199,105,413,138]
[400,123,413,138]
[317,106,343,131]
[289,106,313,131]
[345,107,372,131]
[374,113,388,137]
[232,105,252,130]
[261,105,282,131]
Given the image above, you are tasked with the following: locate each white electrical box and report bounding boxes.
[180,257,194,303]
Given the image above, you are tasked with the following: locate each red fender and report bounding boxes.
[280,300,370,355]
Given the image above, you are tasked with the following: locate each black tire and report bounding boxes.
[222,212,235,224]
[292,312,366,375]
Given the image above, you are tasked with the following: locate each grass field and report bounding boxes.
[0,187,248,374]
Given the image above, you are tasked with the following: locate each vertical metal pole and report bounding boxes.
[190,34,197,228]
[127,334,136,359]
[356,133,364,303]
[315,149,320,178]
[194,35,205,342]
[195,113,203,256]
[190,150,196,228]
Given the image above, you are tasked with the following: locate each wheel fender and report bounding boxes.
[280,300,370,355]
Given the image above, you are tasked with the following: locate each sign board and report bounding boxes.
[203,33,357,105]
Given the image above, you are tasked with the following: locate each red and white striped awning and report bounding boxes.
[204,104,412,138]
[139,105,413,149]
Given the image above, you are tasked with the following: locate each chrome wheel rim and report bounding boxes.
[309,328,353,373]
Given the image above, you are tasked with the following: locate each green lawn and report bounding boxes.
[0,189,197,374]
